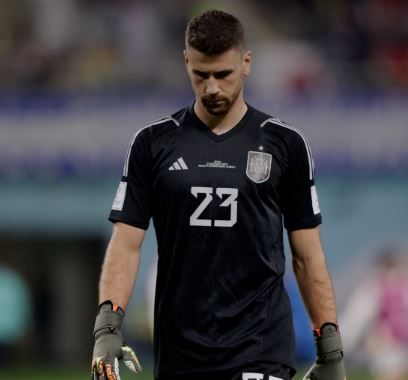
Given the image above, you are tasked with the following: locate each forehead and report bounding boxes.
[186,47,242,71]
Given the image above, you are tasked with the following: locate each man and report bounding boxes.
[92,10,346,380]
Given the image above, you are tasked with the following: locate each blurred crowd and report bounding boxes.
[0,0,407,95]
[341,248,408,380]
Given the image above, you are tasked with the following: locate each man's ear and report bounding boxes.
[243,50,252,76]
[183,49,189,67]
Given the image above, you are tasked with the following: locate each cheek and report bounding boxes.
[226,76,242,92]
[189,78,203,94]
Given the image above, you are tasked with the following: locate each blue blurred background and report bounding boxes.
[0,0,407,379]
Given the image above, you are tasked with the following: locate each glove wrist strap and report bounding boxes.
[316,332,343,355]
[313,322,343,356]
[93,300,125,336]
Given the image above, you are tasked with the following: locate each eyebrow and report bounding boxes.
[192,69,234,79]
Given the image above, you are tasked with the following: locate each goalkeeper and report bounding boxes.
[91,9,346,380]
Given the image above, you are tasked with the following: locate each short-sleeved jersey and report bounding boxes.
[109,104,322,378]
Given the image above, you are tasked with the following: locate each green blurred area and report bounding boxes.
[0,367,149,380]
[0,367,372,380]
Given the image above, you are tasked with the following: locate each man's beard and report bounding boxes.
[201,97,232,116]
[201,83,242,116]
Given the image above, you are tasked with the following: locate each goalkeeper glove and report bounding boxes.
[303,322,346,380]
[91,301,142,380]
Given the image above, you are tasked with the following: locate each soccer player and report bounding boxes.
[91,10,346,380]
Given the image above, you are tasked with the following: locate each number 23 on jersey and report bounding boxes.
[190,186,238,228]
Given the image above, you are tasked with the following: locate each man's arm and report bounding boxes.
[91,222,145,379]
[289,226,337,327]
[289,226,346,380]
[99,222,145,309]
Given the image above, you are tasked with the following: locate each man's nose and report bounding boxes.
[205,77,220,95]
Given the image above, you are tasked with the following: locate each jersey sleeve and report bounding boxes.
[108,128,152,230]
[282,131,322,231]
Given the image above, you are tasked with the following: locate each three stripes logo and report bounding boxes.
[168,157,188,171]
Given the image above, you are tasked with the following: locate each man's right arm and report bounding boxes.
[99,222,145,310]
[91,222,145,379]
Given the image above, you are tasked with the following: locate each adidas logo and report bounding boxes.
[168,157,188,171]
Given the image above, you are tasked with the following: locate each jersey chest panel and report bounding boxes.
[151,123,286,228]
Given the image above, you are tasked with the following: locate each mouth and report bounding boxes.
[203,98,226,107]
[201,98,231,116]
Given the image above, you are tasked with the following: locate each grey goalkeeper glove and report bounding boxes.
[303,323,346,380]
[91,301,142,380]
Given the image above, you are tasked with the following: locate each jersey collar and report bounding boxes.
[188,103,255,143]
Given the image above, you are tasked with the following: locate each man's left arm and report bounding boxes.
[289,226,346,380]
[289,226,336,327]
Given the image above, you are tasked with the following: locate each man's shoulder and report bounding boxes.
[251,105,308,143]
[131,106,189,142]
[145,107,188,133]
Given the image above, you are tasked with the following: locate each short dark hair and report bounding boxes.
[185,10,245,56]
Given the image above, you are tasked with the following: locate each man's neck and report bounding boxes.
[194,97,248,135]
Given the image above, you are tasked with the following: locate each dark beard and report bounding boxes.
[201,80,243,116]
[201,97,232,116]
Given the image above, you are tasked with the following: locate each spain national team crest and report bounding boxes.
[246,151,272,183]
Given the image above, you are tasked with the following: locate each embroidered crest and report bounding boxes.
[246,151,272,183]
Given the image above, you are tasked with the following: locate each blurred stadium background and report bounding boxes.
[0,0,407,379]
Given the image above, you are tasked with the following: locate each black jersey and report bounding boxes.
[109,104,322,378]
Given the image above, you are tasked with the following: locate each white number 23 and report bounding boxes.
[190,186,238,227]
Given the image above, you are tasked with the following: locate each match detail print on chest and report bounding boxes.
[163,142,273,229]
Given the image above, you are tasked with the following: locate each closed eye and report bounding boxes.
[214,70,233,79]
[193,70,209,79]
[192,70,233,80]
